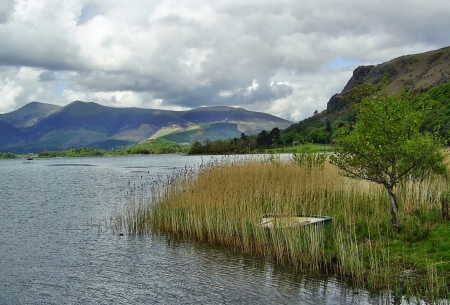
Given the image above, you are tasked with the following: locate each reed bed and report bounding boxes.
[121,154,450,302]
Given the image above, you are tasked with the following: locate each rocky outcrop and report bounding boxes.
[326,93,346,112]
[341,65,374,92]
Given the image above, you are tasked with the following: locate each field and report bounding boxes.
[119,153,450,302]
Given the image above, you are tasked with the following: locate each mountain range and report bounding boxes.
[0,101,292,153]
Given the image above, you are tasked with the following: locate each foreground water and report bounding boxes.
[0,155,394,304]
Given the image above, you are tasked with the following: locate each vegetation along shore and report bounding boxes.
[120,153,450,303]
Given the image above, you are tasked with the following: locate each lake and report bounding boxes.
[0,155,392,304]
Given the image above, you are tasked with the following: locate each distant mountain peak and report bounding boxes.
[0,101,61,129]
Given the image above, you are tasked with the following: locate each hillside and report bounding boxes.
[327,46,450,112]
[0,121,26,148]
[283,46,450,144]
[0,102,292,153]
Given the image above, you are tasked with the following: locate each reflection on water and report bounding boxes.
[0,156,394,304]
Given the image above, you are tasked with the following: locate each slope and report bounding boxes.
[282,46,450,145]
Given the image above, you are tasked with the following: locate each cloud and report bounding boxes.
[39,71,57,82]
[0,0,14,24]
[0,0,449,121]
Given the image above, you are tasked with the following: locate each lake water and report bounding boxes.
[0,155,392,304]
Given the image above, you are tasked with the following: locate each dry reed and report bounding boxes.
[120,154,450,302]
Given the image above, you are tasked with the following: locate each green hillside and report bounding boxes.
[283,46,450,145]
[282,82,450,145]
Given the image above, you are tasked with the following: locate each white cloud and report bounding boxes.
[0,0,449,121]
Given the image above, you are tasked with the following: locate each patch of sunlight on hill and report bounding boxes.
[149,125,200,139]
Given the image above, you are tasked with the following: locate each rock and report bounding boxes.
[342,65,375,92]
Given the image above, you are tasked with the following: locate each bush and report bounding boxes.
[0,152,16,158]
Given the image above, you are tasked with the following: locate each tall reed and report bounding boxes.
[122,154,450,302]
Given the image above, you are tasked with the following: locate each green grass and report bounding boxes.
[267,143,333,154]
[390,222,450,276]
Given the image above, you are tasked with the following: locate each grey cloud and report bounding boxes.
[157,80,293,110]
[69,69,294,111]
[0,24,83,71]
[0,0,14,24]
[39,71,57,82]
[71,71,171,93]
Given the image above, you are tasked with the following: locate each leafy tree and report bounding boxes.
[256,128,283,148]
[127,139,189,155]
[307,127,330,144]
[0,152,16,158]
[189,141,203,154]
[270,127,281,146]
[330,89,446,230]
[325,119,332,133]
[257,130,270,148]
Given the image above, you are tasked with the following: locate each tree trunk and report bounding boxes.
[386,187,400,231]
[442,200,449,221]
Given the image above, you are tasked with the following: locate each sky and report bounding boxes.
[0,0,449,122]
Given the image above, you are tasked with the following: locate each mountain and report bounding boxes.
[159,106,292,143]
[283,46,450,144]
[0,102,292,153]
[0,102,61,129]
[327,46,450,112]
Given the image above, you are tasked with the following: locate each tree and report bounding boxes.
[325,119,333,143]
[270,127,281,146]
[307,127,330,144]
[330,88,446,230]
[189,141,203,154]
[325,119,332,133]
[257,130,270,148]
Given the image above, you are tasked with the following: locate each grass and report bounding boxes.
[119,154,450,302]
[265,143,333,154]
